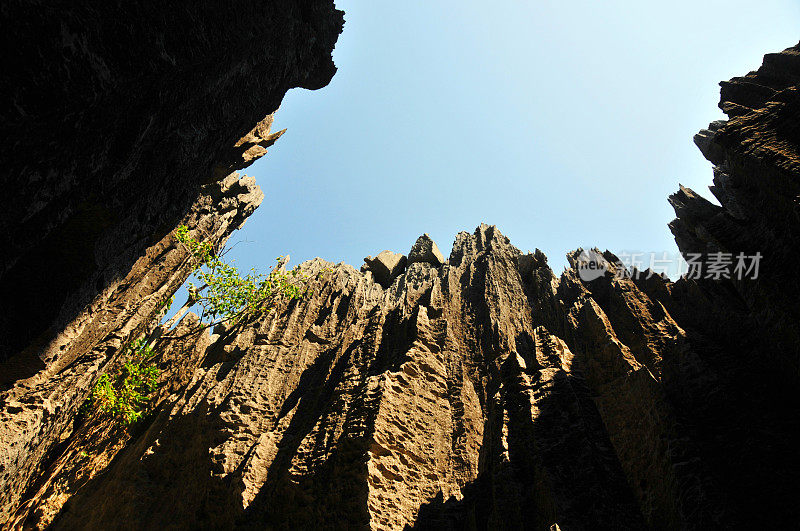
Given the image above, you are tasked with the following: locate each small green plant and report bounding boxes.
[85,339,160,426]
[81,230,308,429]
[175,225,307,326]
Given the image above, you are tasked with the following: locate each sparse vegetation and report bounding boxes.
[175,224,307,326]
[83,226,310,429]
[84,339,160,426]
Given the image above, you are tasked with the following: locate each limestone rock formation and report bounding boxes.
[362,250,408,288]
[0,0,344,366]
[25,226,660,529]
[408,234,446,267]
[660,42,800,527]
[0,0,343,525]
[1,11,798,530]
[0,172,263,526]
[361,234,446,289]
[28,219,775,529]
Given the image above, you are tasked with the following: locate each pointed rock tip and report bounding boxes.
[408,234,445,267]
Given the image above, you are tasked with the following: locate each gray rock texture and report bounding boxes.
[0,1,343,525]
[408,234,446,267]
[33,217,796,529]
[363,250,408,288]
[0,0,344,367]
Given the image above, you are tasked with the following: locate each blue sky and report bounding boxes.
[223,1,799,277]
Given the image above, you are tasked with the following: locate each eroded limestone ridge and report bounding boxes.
[0,0,344,525]
[1,26,798,531]
[34,199,800,529]
[23,219,793,529]
[14,226,672,528]
[670,42,800,383]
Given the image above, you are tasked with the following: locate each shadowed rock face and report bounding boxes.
[669,44,800,382]
[0,0,343,525]
[0,0,344,366]
[0,173,263,527]
[1,17,798,531]
[660,42,800,528]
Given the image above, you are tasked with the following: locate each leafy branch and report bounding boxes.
[83,226,309,429]
[172,225,307,329]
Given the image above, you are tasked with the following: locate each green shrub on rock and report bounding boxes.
[175,224,307,325]
[84,339,160,426]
